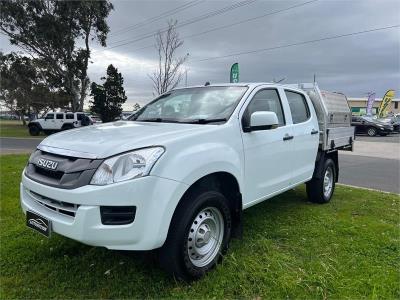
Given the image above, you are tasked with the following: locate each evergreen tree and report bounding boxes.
[90,65,127,122]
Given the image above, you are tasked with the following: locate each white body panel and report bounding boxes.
[21,83,325,250]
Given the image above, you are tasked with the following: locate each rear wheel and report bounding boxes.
[62,124,74,131]
[28,125,40,136]
[367,127,377,137]
[306,158,336,204]
[159,186,231,281]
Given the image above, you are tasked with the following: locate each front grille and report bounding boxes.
[25,150,103,189]
[34,166,64,180]
[27,190,79,218]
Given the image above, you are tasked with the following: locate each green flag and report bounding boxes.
[230,63,239,83]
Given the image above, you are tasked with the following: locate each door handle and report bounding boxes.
[311,129,319,135]
[283,134,294,141]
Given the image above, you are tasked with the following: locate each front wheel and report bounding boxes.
[306,158,336,204]
[28,125,40,136]
[367,127,377,136]
[159,187,231,281]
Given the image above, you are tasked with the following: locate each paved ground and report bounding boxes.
[0,137,42,155]
[355,133,400,143]
[338,154,399,194]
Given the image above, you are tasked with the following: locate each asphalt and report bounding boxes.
[0,137,42,155]
[338,154,399,194]
[1,135,399,194]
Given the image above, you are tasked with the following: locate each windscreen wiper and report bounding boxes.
[185,118,227,124]
[138,118,181,123]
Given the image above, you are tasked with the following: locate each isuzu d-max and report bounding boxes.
[21,82,354,280]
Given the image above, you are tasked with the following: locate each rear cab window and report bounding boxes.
[284,90,310,124]
[66,113,74,120]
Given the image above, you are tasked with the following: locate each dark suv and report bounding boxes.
[351,116,393,136]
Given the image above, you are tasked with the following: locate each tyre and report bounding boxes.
[28,125,40,136]
[306,158,336,204]
[367,127,377,137]
[62,124,74,131]
[159,186,232,281]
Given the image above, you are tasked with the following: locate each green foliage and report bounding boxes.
[90,64,127,122]
[0,52,69,124]
[0,0,113,111]
[133,102,141,112]
[0,120,44,137]
[1,155,399,299]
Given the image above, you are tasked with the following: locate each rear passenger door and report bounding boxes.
[240,87,295,206]
[55,113,64,129]
[283,89,319,184]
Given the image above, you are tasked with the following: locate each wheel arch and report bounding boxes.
[312,150,339,182]
[163,171,243,247]
[28,122,42,130]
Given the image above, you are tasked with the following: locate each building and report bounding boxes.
[347,97,400,116]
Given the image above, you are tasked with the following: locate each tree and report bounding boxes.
[149,20,188,95]
[0,0,113,111]
[0,52,69,124]
[90,65,127,122]
[133,103,141,112]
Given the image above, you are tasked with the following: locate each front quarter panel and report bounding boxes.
[151,123,244,192]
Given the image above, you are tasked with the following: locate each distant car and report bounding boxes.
[378,115,400,132]
[351,115,393,136]
[88,115,102,124]
[28,112,91,136]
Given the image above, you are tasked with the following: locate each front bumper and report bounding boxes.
[20,172,188,250]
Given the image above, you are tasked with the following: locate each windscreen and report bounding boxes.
[130,86,247,123]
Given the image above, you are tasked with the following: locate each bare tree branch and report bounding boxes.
[149,20,187,95]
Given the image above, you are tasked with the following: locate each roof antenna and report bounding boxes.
[204,81,210,86]
[275,77,286,83]
[313,73,316,84]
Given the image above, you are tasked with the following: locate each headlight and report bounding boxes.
[90,147,164,185]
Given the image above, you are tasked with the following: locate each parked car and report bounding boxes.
[28,111,91,136]
[378,115,400,132]
[21,83,354,280]
[351,115,393,136]
[88,115,102,124]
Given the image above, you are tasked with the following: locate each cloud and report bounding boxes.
[1,0,399,109]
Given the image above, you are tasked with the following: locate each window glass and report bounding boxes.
[66,113,74,119]
[77,113,84,121]
[132,86,247,123]
[245,89,285,126]
[285,91,310,124]
[56,113,64,120]
[46,113,54,119]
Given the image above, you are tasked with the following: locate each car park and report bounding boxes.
[21,82,354,280]
[351,115,393,136]
[28,112,92,136]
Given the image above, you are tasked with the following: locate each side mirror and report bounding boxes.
[245,111,279,132]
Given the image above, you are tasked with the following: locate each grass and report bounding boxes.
[0,154,399,299]
[0,120,44,138]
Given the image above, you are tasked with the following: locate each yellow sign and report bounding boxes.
[377,90,395,118]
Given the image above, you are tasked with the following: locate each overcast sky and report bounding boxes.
[1,0,399,110]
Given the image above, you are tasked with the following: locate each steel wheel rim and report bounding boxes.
[187,207,224,268]
[368,128,376,136]
[323,166,334,198]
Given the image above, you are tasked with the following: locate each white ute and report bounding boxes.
[21,83,355,280]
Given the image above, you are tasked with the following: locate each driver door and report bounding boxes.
[240,87,294,207]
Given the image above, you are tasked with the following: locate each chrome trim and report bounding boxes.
[37,144,99,159]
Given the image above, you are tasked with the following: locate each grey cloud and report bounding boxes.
[1,0,399,108]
